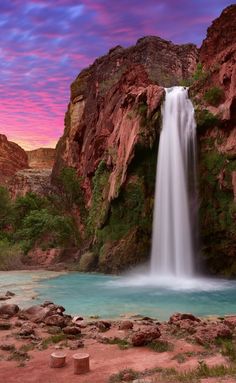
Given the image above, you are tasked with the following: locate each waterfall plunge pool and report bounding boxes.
[1,270,236,320]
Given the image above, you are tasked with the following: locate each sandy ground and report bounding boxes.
[0,320,235,383]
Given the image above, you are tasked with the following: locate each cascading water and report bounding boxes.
[151,86,198,278]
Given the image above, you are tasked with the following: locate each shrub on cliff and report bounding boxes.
[57,167,84,211]
[204,87,224,106]
[0,186,12,230]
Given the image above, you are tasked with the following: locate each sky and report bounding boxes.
[0,0,233,150]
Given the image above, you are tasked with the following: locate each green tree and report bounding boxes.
[57,167,84,210]
[0,186,12,230]
[15,209,78,250]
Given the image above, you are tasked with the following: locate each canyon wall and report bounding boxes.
[0,136,55,199]
[192,5,236,275]
[0,134,28,184]
[52,37,198,272]
[53,5,236,275]
[27,148,55,169]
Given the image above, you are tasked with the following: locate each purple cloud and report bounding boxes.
[0,0,233,149]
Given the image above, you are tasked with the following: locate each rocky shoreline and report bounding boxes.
[1,297,236,382]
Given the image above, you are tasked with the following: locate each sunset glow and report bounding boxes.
[0,0,232,149]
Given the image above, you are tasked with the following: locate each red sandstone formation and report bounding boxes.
[27,148,55,169]
[0,134,28,184]
[52,37,198,203]
[199,5,236,123]
[7,169,53,199]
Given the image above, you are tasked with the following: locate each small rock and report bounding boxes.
[5,291,15,297]
[119,321,134,330]
[63,326,81,335]
[41,301,54,307]
[18,323,35,337]
[44,315,66,328]
[69,340,84,349]
[72,316,84,323]
[0,322,11,330]
[14,320,24,327]
[131,326,161,346]
[0,296,11,301]
[0,304,19,317]
[0,344,15,351]
[95,320,111,332]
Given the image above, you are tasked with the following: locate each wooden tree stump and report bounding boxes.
[73,353,90,374]
[50,352,66,368]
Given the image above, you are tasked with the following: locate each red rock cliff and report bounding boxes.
[27,148,55,169]
[192,5,236,274]
[52,37,198,204]
[0,134,28,185]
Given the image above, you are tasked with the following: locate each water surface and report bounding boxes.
[1,271,236,320]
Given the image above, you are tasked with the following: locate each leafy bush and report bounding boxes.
[0,240,24,270]
[0,187,12,229]
[204,86,224,106]
[57,167,84,210]
[195,109,219,129]
[13,192,48,227]
[15,209,77,250]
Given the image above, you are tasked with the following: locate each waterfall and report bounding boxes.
[151,86,197,278]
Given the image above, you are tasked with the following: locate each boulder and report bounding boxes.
[0,304,19,317]
[20,303,65,323]
[168,313,201,324]
[18,322,35,337]
[44,315,66,328]
[131,326,161,346]
[194,323,232,345]
[224,316,236,329]
[20,305,54,323]
[95,320,112,332]
[119,321,134,330]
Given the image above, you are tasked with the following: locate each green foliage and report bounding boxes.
[195,109,219,129]
[0,171,81,264]
[105,337,130,350]
[216,338,236,362]
[204,86,224,106]
[0,240,23,270]
[109,368,139,383]
[77,251,97,272]
[179,63,209,87]
[41,333,68,349]
[148,340,174,353]
[0,186,12,229]
[199,140,236,275]
[87,161,109,233]
[57,167,84,211]
[15,209,77,251]
[13,192,49,227]
[97,178,145,243]
[193,63,208,82]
